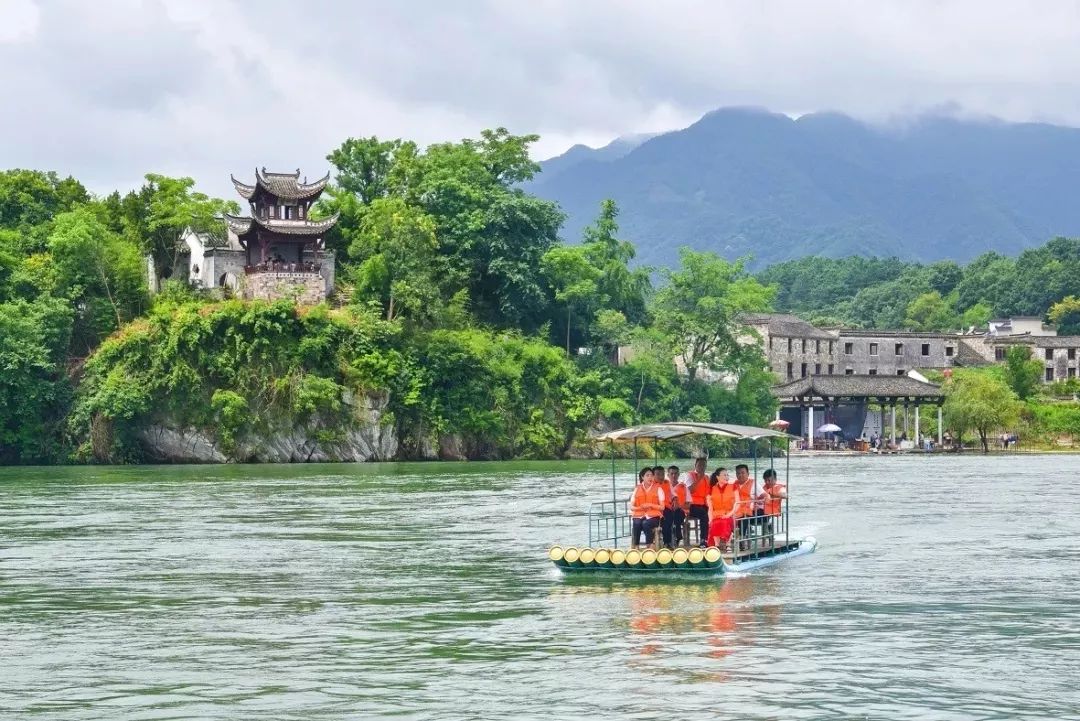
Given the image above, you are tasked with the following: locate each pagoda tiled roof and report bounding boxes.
[223,212,339,237]
[231,168,331,201]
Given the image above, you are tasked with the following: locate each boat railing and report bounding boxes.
[587,499,631,546]
[727,501,791,564]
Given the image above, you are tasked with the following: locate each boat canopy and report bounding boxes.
[594,421,793,443]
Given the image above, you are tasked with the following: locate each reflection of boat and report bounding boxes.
[549,422,818,575]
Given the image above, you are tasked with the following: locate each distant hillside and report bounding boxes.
[530,108,1080,268]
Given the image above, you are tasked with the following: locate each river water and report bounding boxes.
[1,456,1078,720]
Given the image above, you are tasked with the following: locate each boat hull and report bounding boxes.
[551,537,817,574]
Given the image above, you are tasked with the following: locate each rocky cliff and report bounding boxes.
[138,392,398,463]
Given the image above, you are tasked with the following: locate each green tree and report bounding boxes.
[903,290,957,331]
[1048,295,1080,335]
[48,207,148,349]
[347,197,440,323]
[1002,345,1043,401]
[0,296,74,462]
[118,175,238,282]
[943,371,1022,452]
[581,199,650,325]
[959,302,992,331]
[326,129,563,331]
[541,245,600,354]
[652,248,774,383]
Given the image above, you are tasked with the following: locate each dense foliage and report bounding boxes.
[0,131,776,464]
[758,237,1080,331]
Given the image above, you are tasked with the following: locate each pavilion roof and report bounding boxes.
[772,374,944,400]
[223,212,339,238]
[231,168,331,202]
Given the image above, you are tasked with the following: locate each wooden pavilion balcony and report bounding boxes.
[244,260,324,275]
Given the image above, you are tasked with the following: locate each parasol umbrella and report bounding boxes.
[817,423,842,433]
[767,419,791,429]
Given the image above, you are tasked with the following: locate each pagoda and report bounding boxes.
[225,168,338,269]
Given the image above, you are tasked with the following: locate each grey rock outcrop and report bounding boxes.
[137,392,398,463]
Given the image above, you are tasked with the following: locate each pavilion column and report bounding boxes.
[915,405,921,446]
[775,408,781,421]
[890,403,897,443]
[903,404,909,436]
[937,405,944,445]
[807,405,814,446]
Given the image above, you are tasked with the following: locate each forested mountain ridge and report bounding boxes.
[531,107,1080,268]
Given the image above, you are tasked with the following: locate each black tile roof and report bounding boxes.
[231,168,331,202]
[772,374,944,399]
[741,313,837,340]
[223,213,339,237]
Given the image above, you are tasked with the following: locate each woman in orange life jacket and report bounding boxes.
[707,468,739,549]
[756,468,787,546]
[667,465,688,547]
[629,467,665,550]
[685,456,711,547]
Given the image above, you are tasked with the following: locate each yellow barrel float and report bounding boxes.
[594,548,612,568]
[641,549,658,569]
[657,548,674,569]
[548,545,568,567]
[704,546,723,568]
[672,547,690,568]
[563,547,583,568]
[579,548,596,567]
[625,549,642,569]
[610,549,626,567]
[687,547,706,568]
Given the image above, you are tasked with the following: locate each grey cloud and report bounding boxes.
[5,0,1080,199]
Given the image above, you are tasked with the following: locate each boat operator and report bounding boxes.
[686,456,710,547]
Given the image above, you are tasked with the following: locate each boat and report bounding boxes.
[549,421,818,575]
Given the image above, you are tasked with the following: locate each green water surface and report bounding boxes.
[2,457,1078,719]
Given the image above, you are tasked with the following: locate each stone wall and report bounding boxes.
[836,332,959,375]
[202,249,246,290]
[243,272,325,304]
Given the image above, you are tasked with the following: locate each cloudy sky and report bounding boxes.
[5,0,1080,198]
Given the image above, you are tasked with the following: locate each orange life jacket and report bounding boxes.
[763,484,785,516]
[673,483,689,510]
[657,479,673,510]
[631,482,663,519]
[688,471,710,505]
[709,482,738,520]
[735,479,755,518]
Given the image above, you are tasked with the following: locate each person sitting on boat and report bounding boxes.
[734,464,756,550]
[668,465,688,547]
[756,468,787,544]
[629,467,665,550]
[686,456,711,547]
[707,467,738,549]
[656,465,676,549]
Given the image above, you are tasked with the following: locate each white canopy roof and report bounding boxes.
[594,421,793,443]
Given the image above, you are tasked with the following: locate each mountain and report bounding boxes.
[529,108,1080,268]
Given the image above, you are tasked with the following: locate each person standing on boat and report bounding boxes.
[629,467,665,550]
[657,466,677,549]
[686,456,711,547]
[668,466,688,547]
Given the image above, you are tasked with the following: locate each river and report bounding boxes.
[1,456,1078,720]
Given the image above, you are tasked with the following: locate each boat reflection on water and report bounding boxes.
[551,575,784,678]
